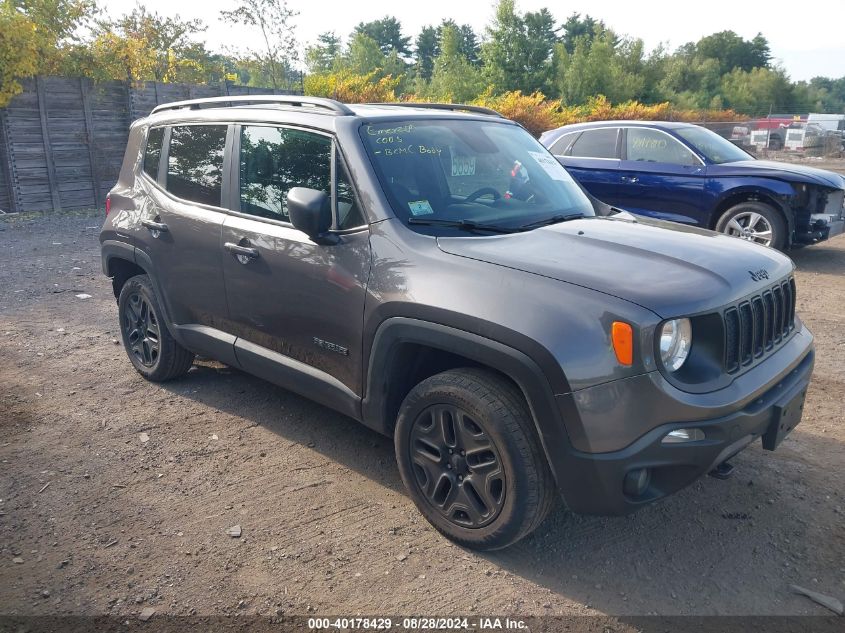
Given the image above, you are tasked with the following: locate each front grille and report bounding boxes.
[723,277,796,374]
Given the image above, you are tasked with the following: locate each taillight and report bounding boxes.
[105,195,111,216]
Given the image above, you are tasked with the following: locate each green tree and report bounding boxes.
[1,0,97,104]
[0,2,40,106]
[560,12,607,54]
[344,32,386,75]
[482,0,528,93]
[793,76,845,113]
[221,0,299,90]
[482,0,557,94]
[381,48,408,82]
[720,66,795,114]
[413,25,438,80]
[90,5,208,82]
[457,24,480,65]
[414,20,479,82]
[654,46,723,108]
[13,0,96,51]
[354,16,410,57]
[305,31,341,74]
[427,24,483,102]
[437,20,480,65]
[694,30,771,74]
[522,8,558,94]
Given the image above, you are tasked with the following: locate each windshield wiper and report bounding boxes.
[408,217,521,234]
[519,213,585,230]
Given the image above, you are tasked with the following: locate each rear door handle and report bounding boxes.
[224,242,260,261]
[141,219,169,233]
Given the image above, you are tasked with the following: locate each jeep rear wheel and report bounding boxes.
[394,368,554,550]
[118,274,194,382]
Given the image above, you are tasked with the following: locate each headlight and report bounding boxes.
[659,318,692,371]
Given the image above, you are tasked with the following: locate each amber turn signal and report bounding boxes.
[611,321,633,366]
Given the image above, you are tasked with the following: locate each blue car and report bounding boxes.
[540,121,845,250]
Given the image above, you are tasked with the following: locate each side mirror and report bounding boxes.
[287,187,336,244]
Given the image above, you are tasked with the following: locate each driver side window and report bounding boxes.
[626,128,698,166]
[239,125,331,221]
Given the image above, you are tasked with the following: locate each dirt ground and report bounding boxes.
[0,205,844,622]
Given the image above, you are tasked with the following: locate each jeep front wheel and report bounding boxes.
[394,368,554,550]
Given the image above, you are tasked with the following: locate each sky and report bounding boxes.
[99,0,845,81]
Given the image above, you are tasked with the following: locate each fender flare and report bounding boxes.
[100,240,136,276]
[361,317,574,493]
[101,244,185,350]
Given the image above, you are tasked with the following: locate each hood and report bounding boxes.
[436,216,794,318]
[709,159,845,189]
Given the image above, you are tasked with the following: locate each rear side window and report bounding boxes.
[569,128,618,158]
[143,127,164,179]
[239,126,331,221]
[166,125,227,207]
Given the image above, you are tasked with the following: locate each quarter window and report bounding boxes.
[143,127,164,179]
[166,125,227,206]
[549,132,578,155]
[569,129,618,159]
[626,128,698,166]
[336,159,365,229]
[239,126,331,221]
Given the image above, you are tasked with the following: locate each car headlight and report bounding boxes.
[659,318,692,371]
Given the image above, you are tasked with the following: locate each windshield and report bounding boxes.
[359,119,594,233]
[675,126,753,164]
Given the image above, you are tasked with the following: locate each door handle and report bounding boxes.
[621,175,639,183]
[224,242,260,261]
[141,219,169,233]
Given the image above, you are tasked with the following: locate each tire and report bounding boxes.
[715,200,787,250]
[394,368,555,550]
[117,274,194,382]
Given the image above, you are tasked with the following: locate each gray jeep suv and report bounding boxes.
[100,96,815,550]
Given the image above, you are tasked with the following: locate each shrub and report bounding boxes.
[473,92,747,136]
[304,71,399,103]
[472,90,565,137]
[306,75,748,136]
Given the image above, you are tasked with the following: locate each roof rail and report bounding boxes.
[366,102,504,118]
[150,95,354,116]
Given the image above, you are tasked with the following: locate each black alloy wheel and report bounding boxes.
[394,368,554,550]
[117,274,194,382]
[408,404,506,528]
[123,291,160,367]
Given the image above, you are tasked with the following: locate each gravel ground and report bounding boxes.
[0,205,843,622]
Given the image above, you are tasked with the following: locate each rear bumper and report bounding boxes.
[552,337,814,516]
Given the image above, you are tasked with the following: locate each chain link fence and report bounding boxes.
[696,113,845,160]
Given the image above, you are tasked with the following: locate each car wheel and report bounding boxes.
[118,274,194,382]
[716,201,786,250]
[394,368,555,550]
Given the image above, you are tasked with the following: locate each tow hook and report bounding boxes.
[709,461,735,480]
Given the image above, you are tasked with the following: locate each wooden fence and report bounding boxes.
[0,76,298,214]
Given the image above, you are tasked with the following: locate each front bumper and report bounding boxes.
[552,334,814,516]
[796,216,844,244]
[826,217,845,240]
